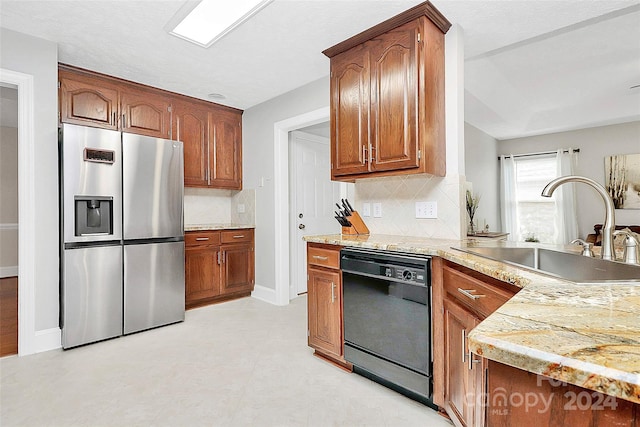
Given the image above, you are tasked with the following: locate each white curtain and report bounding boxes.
[554,149,579,244]
[500,155,518,242]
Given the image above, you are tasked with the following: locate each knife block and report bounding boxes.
[341,211,370,235]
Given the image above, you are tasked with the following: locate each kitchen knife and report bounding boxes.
[345,199,355,213]
[341,199,352,215]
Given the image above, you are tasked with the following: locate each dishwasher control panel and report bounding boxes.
[384,266,426,285]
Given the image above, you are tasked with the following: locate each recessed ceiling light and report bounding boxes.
[208,93,226,100]
[170,0,272,48]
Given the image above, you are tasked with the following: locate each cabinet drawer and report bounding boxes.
[220,229,253,244]
[443,265,514,319]
[307,245,341,270]
[185,231,221,247]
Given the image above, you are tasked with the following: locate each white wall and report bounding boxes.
[498,121,640,239]
[0,28,59,331]
[465,122,500,231]
[243,77,329,291]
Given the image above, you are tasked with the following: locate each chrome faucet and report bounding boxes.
[541,175,616,261]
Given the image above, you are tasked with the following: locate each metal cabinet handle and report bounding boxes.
[312,255,328,261]
[195,237,209,241]
[217,251,221,265]
[469,349,481,370]
[362,145,368,164]
[458,288,485,300]
[462,330,467,364]
[331,282,336,303]
[369,143,375,164]
[233,235,245,239]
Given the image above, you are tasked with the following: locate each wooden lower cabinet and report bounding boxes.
[443,298,484,427]
[433,258,518,427]
[185,229,254,309]
[308,267,342,358]
[486,360,639,427]
[434,257,638,426]
[306,243,351,369]
[220,243,254,295]
[185,245,220,303]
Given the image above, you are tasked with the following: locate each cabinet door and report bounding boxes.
[120,87,171,139]
[444,298,484,427]
[368,20,420,172]
[59,71,119,130]
[185,245,220,305]
[220,243,254,295]
[307,268,342,358]
[173,100,209,187]
[209,110,242,190]
[330,44,370,178]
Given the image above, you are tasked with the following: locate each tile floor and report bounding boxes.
[0,296,452,426]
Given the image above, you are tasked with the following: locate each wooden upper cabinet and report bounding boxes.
[120,87,171,139]
[369,20,419,173]
[173,99,209,187]
[331,44,370,178]
[323,2,450,180]
[209,110,242,190]
[59,69,119,130]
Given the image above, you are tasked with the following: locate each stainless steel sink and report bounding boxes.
[454,246,640,284]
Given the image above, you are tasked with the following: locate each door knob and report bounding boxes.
[298,224,306,229]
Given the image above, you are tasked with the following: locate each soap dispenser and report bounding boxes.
[613,230,639,265]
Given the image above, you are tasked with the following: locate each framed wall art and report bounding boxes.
[605,153,640,209]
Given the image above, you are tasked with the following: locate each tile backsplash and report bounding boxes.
[184,188,232,225]
[354,173,465,239]
[184,187,256,226]
[231,189,256,225]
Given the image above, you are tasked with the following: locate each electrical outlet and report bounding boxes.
[237,204,245,213]
[373,203,382,218]
[362,203,371,217]
[415,201,437,219]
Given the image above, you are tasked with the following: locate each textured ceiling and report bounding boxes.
[1,0,639,138]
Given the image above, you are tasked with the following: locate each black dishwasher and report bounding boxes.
[341,248,433,407]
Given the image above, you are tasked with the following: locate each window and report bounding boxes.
[513,155,557,243]
[500,150,578,245]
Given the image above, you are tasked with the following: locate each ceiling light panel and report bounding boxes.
[171,0,272,47]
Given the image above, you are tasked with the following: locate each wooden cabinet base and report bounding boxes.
[312,351,353,372]
[185,290,251,310]
[487,360,638,427]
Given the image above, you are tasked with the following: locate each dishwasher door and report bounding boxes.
[341,248,432,403]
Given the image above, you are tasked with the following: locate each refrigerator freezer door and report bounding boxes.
[124,241,185,334]
[62,245,123,348]
[122,133,184,240]
[61,124,122,244]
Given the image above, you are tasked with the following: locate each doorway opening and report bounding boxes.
[0,85,19,356]
[1,68,37,356]
[288,127,351,299]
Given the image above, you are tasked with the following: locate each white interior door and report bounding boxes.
[289,131,343,298]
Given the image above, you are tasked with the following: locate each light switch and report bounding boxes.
[362,203,371,217]
[373,203,382,218]
[237,204,245,213]
[415,201,437,219]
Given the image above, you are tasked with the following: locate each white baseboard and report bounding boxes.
[251,284,278,305]
[0,266,18,278]
[33,327,61,353]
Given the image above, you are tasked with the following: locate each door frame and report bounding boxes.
[0,68,37,355]
[273,107,329,306]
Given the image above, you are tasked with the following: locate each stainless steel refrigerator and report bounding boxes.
[60,123,184,349]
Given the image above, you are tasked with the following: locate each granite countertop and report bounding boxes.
[185,223,255,232]
[304,234,640,404]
